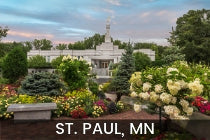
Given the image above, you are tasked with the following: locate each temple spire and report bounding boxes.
[105,17,111,42]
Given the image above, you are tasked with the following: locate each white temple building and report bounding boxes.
[27,19,155,77]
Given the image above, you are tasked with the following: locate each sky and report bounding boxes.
[0,0,209,46]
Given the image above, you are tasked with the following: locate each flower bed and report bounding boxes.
[0,88,125,119]
[192,96,210,115]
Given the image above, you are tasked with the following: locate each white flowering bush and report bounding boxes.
[129,61,209,119]
[59,55,91,91]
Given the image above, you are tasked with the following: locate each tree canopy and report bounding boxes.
[133,52,151,71]
[32,39,53,50]
[168,9,210,64]
[0,26,9,41]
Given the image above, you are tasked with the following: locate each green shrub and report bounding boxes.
[17,94,37,103]
[59,55,90,91]
[0,77,8,85]
[51,56,64,69]
[2,47,28,83]
[97,91,106,99]
[101,82,111,93]
[88,79,99,95]
[18,72,64,96]
[133,52,151,71]
[28,55,51,68]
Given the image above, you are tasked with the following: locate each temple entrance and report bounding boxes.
[91,59,113,69]
[91,59,114,76]
[101,61,109,68]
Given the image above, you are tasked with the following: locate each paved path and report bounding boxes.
[105,93,117,101]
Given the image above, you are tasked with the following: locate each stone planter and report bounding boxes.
[172,112,210,139]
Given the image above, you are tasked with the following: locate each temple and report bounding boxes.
[27,19,155,76]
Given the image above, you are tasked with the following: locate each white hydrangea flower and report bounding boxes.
[89,67,92,71]
[177,80,188,89]
[146,75,153,80]
[139,92,150,100]
[179,61,189,67]
[179,99,189,109]
[72,56,78,60]
[188,79,204,95]
[164,105,180,117]
[167,80,181,95]
[155,84,163,93]
[160,92,172,104]
[129,72,142,86]
[183,107,193,116]
[130,84,134,91]
[62,55,72,61]
[166,67,179,75]
[150,92,159,103]
[143,82,152,92]
[79,57,84,61]
[171,97,177,104]
[88,62,91,66]
[134,104,141,113]
[130,91,138,98]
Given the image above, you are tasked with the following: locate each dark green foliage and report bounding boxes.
[162,46,185,65]
[111,43,135,101]
[19,72,64,96]
[88,79,99,95]
[113,40,128,49]
[68,33,105,50]
[51,56,64,69]
[28,55,51,68]
[59,58,90,91]
[107,102,118,114]
[2,47,28,83]
[151,59,165,67]
[0,43,13,58]
[133,52,151,71]
[134,42,165,60]
[0,42,31,59]
[168,9,210,64]
[97,91,106,99]
[56,44,67,50]
[0,26,9,41]
[32,39,53,50]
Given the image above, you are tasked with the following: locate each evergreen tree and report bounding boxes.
[112,43,135,101]
[2,47,28,83]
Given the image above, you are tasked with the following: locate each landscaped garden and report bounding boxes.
[0,8,210,140]
[0,54,126,120]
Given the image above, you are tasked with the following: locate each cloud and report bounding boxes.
[104,0,121,6]
[156,10,168,16]
[102,8,115,14]
[140,12,151,18]
[59,27,93,34]
[8,30,54,39]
